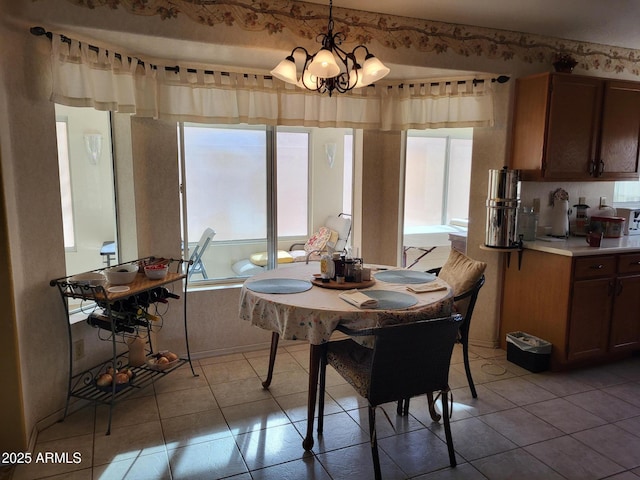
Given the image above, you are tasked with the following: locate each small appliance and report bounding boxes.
[485,167,520,248]
[614,204,640,236]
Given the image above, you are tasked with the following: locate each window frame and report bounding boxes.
[403,128,473,230]
[55,116,77,252]
[178,123,313,284]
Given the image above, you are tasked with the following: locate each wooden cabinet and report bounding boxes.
[510,73,640,181]
[500,250,640,370]
[567,256,615,362]
[610,253,640,351]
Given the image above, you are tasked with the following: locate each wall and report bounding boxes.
[467,84,513,347]
[361,130,404,266]
[0,149,26,450]
[0,19,69,449]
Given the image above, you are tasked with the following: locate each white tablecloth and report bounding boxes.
[239,263,453,346]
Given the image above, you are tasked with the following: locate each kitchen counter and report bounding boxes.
[524,235,640,256]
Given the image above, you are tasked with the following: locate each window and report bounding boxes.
[403,128,473,233]
[55,105,118,278]
[180,124,309,281]
[614,179,640,203]
[181,124,308,242]
[343,133,353,215]
[179,125,356,283]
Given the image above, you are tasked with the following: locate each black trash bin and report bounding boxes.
[506,331,552,373]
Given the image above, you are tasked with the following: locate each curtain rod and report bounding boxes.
[30,26,510,85]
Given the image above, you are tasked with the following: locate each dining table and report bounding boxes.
[239,262,454,451]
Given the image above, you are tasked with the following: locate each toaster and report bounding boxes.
[614,205,640,235]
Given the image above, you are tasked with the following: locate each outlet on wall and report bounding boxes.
[74,339,84,360]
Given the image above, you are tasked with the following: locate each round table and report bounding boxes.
[239,263,453,450]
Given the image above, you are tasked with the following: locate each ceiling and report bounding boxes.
[308,0,640,50]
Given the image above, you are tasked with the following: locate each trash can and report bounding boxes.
[506,331,552,373]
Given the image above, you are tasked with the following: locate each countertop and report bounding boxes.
[524,235,640,257]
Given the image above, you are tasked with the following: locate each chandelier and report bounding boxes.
[270,0,390,96]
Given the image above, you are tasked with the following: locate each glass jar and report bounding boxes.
[517,206,538,241]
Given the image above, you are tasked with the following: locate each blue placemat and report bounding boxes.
[363,290,418,310]
[373,270,436,284]
[245,278,312,294]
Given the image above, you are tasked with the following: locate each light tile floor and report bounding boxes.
[7,344,640,480]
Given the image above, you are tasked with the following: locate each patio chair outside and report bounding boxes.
[187,228,216,281]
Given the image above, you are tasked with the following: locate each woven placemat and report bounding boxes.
[373,270,436,285]
[245,278,312,294]
[363,290,418,310]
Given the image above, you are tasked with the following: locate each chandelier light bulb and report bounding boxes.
[270,56,299,84]
[308,49,340,78]
[361,54,391,85]
[299,69,319,89]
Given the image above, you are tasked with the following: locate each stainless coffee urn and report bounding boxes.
[485,167,520,248]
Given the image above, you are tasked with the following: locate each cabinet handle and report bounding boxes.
[631,261,640,266]
[616,280,623,296]
[598,159,605,176]
[590,264,605,270]
[589,161,596,176]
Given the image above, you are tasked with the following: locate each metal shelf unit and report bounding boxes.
[50,256,196,434]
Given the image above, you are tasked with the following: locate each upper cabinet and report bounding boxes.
[510,73,640,181]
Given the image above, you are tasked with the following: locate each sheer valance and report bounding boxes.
[49,33,495,130]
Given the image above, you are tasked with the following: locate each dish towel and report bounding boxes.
[338,290,379,308]
[406,280,448,293]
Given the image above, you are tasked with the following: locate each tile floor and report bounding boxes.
[7,343,640,480]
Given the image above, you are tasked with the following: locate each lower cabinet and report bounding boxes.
[610,254,640,351]
[567,276,613,362]
[501,250,640,370]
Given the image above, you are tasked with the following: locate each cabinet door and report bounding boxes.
[610,274,640,351]
[598,81,640,179]
[567,277,613,361]
[544,75,603,180]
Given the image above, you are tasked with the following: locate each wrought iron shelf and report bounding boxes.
[51,256,196,435]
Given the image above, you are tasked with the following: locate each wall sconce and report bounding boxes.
[325,143,336,168]
[84,133,103,165]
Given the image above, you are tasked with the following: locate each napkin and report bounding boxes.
[406,280,448,293]
[338,290,379,308]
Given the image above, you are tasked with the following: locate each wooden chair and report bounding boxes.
[318,314,462,480]
[397,267,485,419]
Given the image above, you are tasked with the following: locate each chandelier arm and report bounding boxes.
[350,44,371,60]
[289,45,311,60]
[330,41,351,62]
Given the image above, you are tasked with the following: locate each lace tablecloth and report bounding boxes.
[239,263,453,346]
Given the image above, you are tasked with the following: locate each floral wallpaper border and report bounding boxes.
[61,0,640,76]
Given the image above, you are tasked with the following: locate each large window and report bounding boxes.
[404,128,473,232]
[180,124,310,281]
[181,125,308,242]
[55,105,118,277]
[179,124,359,283]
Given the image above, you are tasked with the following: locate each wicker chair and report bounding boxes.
[318,314,462,480]
[396,267,485,419]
